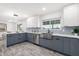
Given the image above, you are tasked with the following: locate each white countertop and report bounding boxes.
[26,32,42,34]
[52,34,79,39]
[28,32,79,39]
[6,32,79,39]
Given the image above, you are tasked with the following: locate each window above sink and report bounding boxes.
[42,17,61,29]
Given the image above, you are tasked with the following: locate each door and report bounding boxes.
[51,36,64,53]
[17,33,26,42]
[39,38,52,49]
[27,33,33,42]
[63,37,71,55]
[70,38,79,56]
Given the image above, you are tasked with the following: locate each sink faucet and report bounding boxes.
[48,29,50,33]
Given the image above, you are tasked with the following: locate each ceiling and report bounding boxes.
[0,3,71,22]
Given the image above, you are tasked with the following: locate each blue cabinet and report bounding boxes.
[63,37,71,55]
[39,35,79,56]
[7,34,17,46]
[51,36,64,53]
[7,33,27,47]
[63,37,79,56]
[27,33,33,42]
[52,36,79,56]
[39,36,64,53]
[70,38,79,56]
[17,33,26,42]
[39,38,52,49]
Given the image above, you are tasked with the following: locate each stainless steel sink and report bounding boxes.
[40,33,52,40]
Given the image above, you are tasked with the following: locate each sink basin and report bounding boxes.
[40,33,52,40]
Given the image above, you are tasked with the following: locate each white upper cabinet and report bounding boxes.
[26,16,41,28]
[63,4,78,26]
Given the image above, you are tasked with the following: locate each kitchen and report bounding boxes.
[0,3,79,56]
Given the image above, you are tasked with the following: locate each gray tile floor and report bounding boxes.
[2,42,64,56]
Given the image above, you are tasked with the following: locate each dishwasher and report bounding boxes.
[32,34,40,44]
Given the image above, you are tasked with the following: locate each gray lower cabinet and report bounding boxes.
[7,33,79,55]
[7,34,17,46]
[52,36,79,56]
[70,38,79,56]
[51,36,64,53]
[39,36,64,53]
[63,37,71,55]
[39,35,79,56]
[7,33,27,47]
[27,33,33,42]
[39,39,52,49]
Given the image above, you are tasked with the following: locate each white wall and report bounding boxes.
[7,22,17,33]
[17,19,27,32]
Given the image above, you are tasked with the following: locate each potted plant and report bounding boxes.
[73,27,79,36]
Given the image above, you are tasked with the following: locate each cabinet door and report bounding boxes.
[16,34,22,43]
[27,33,33,42]
[7,34,18,46]
[51,36,64,53]
[39,38,52,49]
[50,37,57,50]
[63,4,78,26]
[7,33,26,47]
[70,38,79,56]
[63,37,71,55]
[39,39,45,46]
[17,33,25,42]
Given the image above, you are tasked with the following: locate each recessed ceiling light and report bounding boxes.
[13,14,18,16]
[42,8,46,11]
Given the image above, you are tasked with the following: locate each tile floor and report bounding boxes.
[2,42,64,56]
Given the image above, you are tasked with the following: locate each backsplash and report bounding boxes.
[26,26,79,35]
[52,26,79,35]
